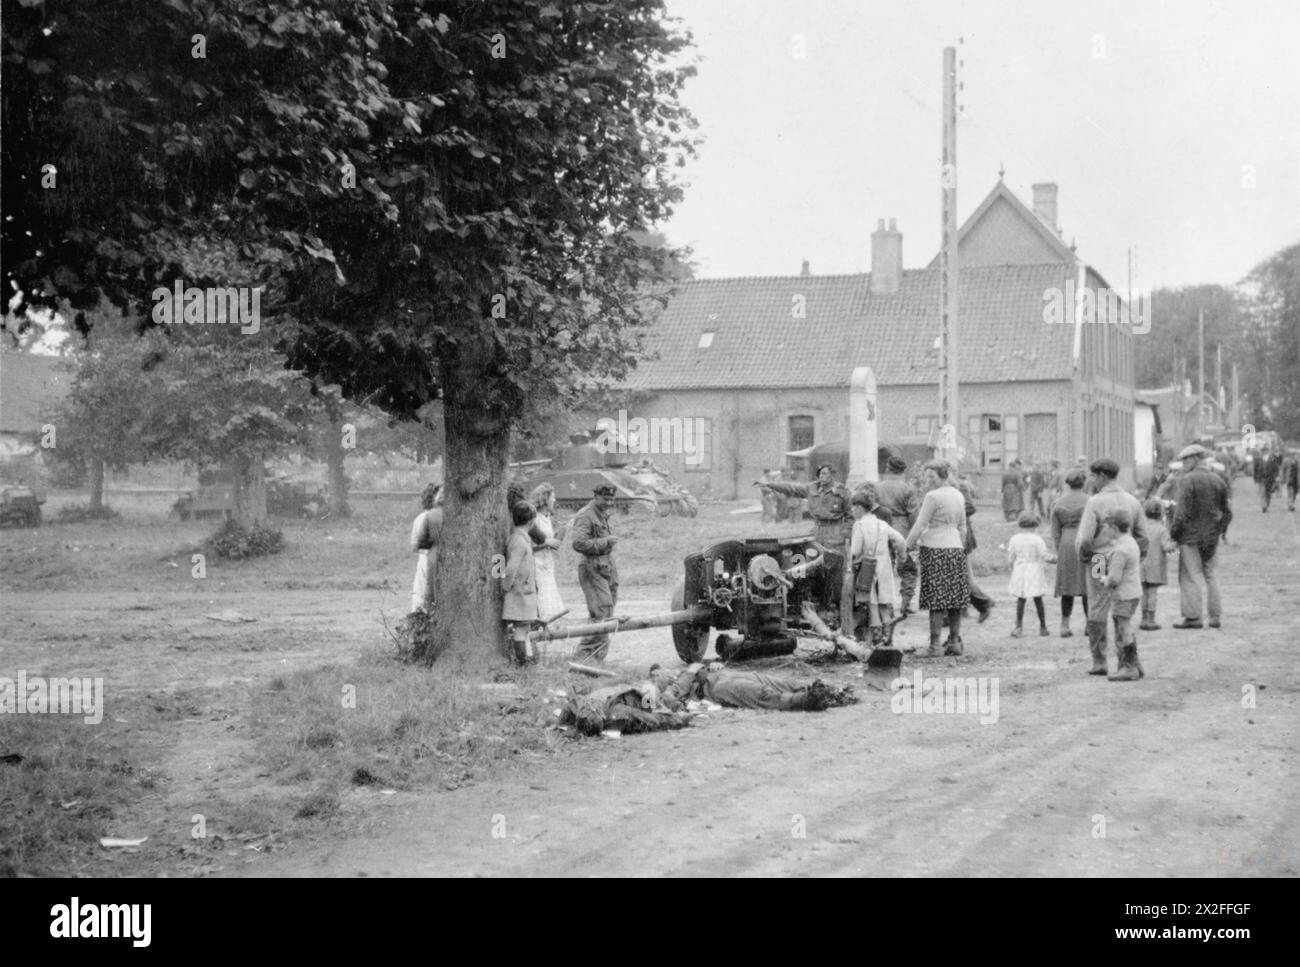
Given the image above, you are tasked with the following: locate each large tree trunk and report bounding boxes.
[321,399,350,517]
[88,457,105,512]
[430,345,512,669]
[230,452,268,527]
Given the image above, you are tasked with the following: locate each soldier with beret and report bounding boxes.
[571,484,620,661]
[759,463,852,549]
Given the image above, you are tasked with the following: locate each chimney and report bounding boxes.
[800,259,810,277]
[870,218,902,295]
[1032,182,1059,233]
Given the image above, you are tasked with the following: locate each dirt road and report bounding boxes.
[4,482,1296,876]
[249,488,1299,877]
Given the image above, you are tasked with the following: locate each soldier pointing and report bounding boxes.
[758,463,852,548]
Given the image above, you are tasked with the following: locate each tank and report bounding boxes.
[511,433,698,516]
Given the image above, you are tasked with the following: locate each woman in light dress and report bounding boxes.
[530,483,566,621]
[848,485,907,646]
[409,482,444,613]
[1006,511,1055,637]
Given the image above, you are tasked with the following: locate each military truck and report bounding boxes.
[174,468,331,520]
[171,468,237,521]
[266,475,330,519]
[0,482,43,527]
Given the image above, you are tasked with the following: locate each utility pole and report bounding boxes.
[938,45,960,463]
[1197,308,1205,438]
[1232,363,1240,430]
[1215,344,1224,421]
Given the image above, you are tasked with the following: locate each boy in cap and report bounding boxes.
[1076,458,1148,674]
[1098,509,1144,681]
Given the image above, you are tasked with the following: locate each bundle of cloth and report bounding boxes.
[651,663,856,713]
[559,683,693,736]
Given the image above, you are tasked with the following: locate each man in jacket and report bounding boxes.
[1253,447,1281,512]
[872,455,920,613]
[1076,458,1148,674]
[1281,450,1299,512]
[571,484,620,661]
[1169,444,1232,629]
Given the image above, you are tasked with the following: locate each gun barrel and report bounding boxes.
[529,606,711,643]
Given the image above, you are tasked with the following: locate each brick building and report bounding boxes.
[588,179,1139,497]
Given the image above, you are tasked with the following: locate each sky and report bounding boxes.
[659,0,1300,289]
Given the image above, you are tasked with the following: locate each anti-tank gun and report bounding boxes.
[530,534,901,667]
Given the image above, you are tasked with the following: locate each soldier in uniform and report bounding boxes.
[872,455,920,613]
[760,463,852,548]
[571,484,620,661]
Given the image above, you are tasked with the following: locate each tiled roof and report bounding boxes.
[624,263,1078,391]
[0,352,72,433]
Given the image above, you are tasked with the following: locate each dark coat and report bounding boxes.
[1171,466,1232,547]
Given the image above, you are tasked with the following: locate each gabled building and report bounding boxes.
[594,179,1139,497]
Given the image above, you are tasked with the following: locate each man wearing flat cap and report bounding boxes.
[1169,443,1231,629]
[571,484,620,661]
[1076,458,1148,676]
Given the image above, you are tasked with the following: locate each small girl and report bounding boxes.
[1007,511,1055,637]
[1139,498,1178,630]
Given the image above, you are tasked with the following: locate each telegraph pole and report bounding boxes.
[938,45,960,462]
[1197,308,1205,438]
[1216,343,1224,421]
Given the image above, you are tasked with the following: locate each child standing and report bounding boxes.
[502,500,541,665]
[1100,509,1144,681]
[1139,498,1177,630]
[1007,511,1055,637]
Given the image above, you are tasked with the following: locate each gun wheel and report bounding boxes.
[670,580,709,663]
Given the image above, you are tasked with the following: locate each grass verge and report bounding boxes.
[248,651,569,816]
[0,717,155,877]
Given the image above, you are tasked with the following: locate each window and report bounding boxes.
[969,413,1015,469]
[914,415,939,438]
[698,331,715,349]
[788,415,815,451]
[1003,414,1019,463]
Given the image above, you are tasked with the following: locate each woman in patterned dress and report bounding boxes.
[529,482,566,622]
[905,460,970,656]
